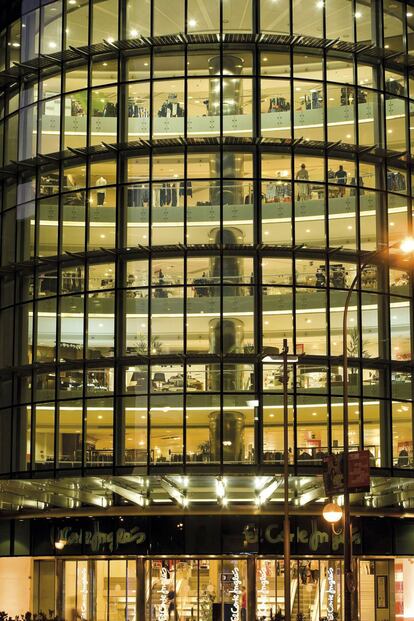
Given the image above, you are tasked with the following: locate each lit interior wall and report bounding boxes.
[0,557,32,615]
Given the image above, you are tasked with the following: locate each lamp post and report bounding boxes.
[340,237,414,621]
[263,339,300,621]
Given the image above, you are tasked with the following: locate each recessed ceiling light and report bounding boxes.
[188,19,197,27]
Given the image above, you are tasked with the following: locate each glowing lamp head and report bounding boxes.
[400,237,414,254]
[323,502,343,524]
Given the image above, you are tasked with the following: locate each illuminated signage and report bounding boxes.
[158,566,170,621]
[257,565,269,618]
[327,567,336,621]
[80,566,88,620]
[230,567,242,621]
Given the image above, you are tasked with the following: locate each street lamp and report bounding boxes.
[322,502,343,524]
[262,338,300,621]
[341,237,414,621]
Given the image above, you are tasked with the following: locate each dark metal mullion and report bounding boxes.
[326,274,333,454]
[31,285,39,468]
[146,242,151,472]
[53,47,67,474]
[81,263,88,473]
[111,44,125,472]
[29,319,36,473]
[146,43,153,474]
[253,0,260,35]
[255,149,263,466]
[10,209,18,474]
[354,264,365,455]
[53,290,59,473]
[403,0,409,56]
[409,249,414,458]
[289,28,297,468]
[322,0,327,41]
[219,9,224,471]
[80,18,93,473]
[183,143,188,469]
[113,246,122,470]
[184,0,188,36]
[148,48,154,250]
[354,53,361,263]
[289,44,295,249]
[321,46,332,454]
[352,0,357,45]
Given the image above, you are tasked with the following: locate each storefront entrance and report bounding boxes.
[26,556,401,621]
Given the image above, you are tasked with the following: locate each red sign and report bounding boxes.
[347,450,371,492]
[323,450,371,496]
[323,454,344,496]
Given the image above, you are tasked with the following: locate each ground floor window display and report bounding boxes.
[4,556,405,621]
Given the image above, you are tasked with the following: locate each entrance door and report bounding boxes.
[61,559,137,621]
[359,560,394,621]
[256,559,343,621]
[146,558,248,621]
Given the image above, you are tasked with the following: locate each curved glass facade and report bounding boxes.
[0,0,412,483]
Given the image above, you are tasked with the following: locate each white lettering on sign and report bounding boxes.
[327,567,336,621]
[257,565,269,618]
[80,566,88,620]
[230,567,242,621]
[158,567,170,621]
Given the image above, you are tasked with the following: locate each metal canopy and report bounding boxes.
[1,474,414,518]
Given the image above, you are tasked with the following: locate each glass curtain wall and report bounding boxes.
[0,0,412,478]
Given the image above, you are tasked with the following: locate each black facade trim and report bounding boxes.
[1,514,414,558]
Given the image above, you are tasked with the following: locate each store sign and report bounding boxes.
[243,519,361,553]
[38,515,366,557]
[348,450,371,492]
[323,451,371,496]
[158,566,170,621]
[80,566,88,620]
[327,567,336,621]
[323,454,344,496]
[257,565,269,618]
[53,524,146,553]
[230,567,242,621]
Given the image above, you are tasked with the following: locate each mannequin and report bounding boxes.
[96,176,108,206]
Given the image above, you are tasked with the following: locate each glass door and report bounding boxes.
[359,559,393,621]
[146,558,248,621]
